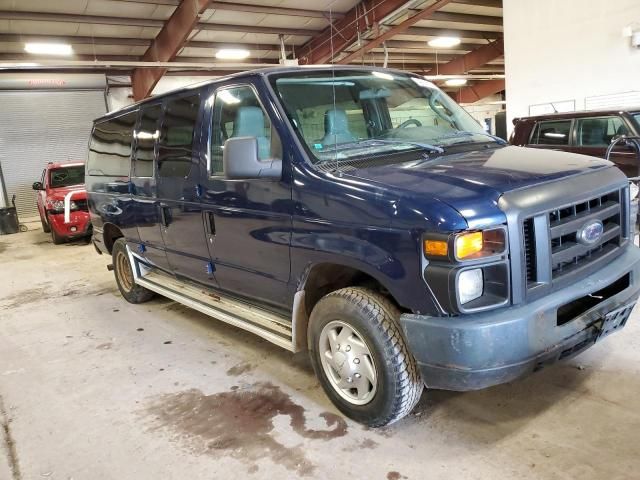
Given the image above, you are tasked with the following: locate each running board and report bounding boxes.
[127,248,294,351]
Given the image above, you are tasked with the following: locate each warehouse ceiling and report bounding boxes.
[0,0,504,101]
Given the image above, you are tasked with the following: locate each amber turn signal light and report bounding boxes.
[424,239,448,256]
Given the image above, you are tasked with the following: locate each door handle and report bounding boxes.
[159,204,171,227]
[204,211,216,237]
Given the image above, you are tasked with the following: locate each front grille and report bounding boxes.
[524,189,625,286]
[523,218,536,284]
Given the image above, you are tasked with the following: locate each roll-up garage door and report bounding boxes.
[0,90,106,218]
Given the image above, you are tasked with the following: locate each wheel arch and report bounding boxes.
[102,222,124,254]
[292,262,404,352]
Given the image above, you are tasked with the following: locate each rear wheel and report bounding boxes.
[308,287,423,427]
[112,238,154,303]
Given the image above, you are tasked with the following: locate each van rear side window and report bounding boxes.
[530,120,572,146]
[158,94,201,178]
[133,104,162,178]
[88,111,137,176]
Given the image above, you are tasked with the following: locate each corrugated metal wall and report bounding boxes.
[0,90,106,217]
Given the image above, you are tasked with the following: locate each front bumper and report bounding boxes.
[400,245,640,391]
[48,211,92,239]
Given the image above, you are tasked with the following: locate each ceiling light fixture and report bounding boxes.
[215,48,250,60]
[24,43,73,56]
[445,78,468,87]
[427,37,461,48]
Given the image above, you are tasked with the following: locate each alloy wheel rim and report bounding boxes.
[318,320,377,405]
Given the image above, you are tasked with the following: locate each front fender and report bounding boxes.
[289,218,440,314]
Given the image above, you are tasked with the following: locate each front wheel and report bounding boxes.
[48,216,64,245]
[112,238,155,303]
[308,287,423,427]
[40,213,51,233]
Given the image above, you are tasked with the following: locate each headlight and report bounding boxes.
[457,268,484,304]
[47,199,65,212]
[630,182,639,201]
[46,199,77,213]
[424,227,506,260]
[455,229,506,260]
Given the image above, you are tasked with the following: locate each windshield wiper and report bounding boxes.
[366,138,445,154]
[331,138,444,154]
[435,131,507,145]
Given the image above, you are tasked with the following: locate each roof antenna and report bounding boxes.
[329,8,339,174]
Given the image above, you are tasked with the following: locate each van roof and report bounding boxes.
[96,65,425,123]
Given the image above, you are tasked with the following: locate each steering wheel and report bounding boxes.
[399,118,422,128]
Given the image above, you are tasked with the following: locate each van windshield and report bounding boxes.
[270,70,489,165]
[49,166,85,188]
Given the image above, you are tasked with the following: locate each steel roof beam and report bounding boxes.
[0,10,317,36]
[0,33,282,51]
[110,0,345,18]
[403,26,502,40]
[432,38,504,75]
[132,0,211,100]
[297,0,411,65]
[428,11,502,25]
[452,0,502,8]
[455,78,505,103]
[207,1,344,19]
[337,0,455,64]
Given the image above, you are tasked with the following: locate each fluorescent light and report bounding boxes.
[215,48,250,60]
[445,78,468,87]
[0,62,40,69]
[372,71,394,81]
[134,130,159,140]
[218,90,240,104]
[428,37,461,48]
[24,43,73,56]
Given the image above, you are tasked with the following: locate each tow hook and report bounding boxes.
[107,264,114,271]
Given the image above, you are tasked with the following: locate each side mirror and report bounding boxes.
[611,135,630,146]
[223,136,282,180]
[32,181,43,190]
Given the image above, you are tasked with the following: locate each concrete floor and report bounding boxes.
[1,226,640,480]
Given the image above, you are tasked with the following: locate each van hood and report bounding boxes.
[344,145,615,229]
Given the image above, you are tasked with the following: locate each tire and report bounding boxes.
[40,213,51,233]
[308,287,423,427]
[49,218,65,245]
[112,238,155,303]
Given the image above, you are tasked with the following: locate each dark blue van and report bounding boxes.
[87,66,640,426]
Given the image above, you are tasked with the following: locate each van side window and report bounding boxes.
[158,94,201,178]
[576,116,628,147]
[88,111,137,176]
[530,120,572,146]
[210,86,277,175]
[133,105,162,177]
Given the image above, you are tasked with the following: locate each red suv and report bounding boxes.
[32,162,91,244]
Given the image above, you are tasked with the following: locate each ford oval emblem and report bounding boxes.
[577,220,604,245]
